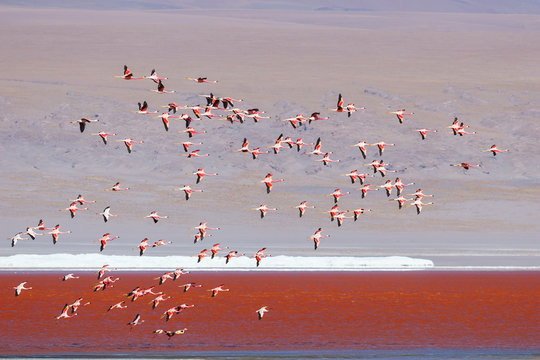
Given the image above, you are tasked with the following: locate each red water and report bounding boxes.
[0,271,538,356]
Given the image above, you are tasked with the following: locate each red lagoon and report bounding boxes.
[0,271,539,356]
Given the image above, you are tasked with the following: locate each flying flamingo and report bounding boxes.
[178,127,206,138]
[250,147,268,159]
[113,65,144,80]
[56,304,77,320]
[413,128,437,140]
[378,180,394,197]
[268,134,289,154]
[345,103,366,117]
[259,173,284,194]
[70,297,90,313]
[70,117,98,133]
[181,149,210,158]
[406,189,434,199]
[176,141,203,152]
[327,93,345,113]
[25,227,42,241]
[9,232,29,247]
[315,152,340,166]
[154,112,181,131]
[281,114,308,129]
[144,211,168,223]
[408,199,434,215]
[127,314,144,328]
[152,239,172,248]
[350,208,372,221]
[35,219,53,231]
[150,80,175,94]
[150,294,171,309]
[134,101,158,114]
[62,273,79,281]
[209,284,229,297]
[307,112,328,123]
[145,68,167,83]
[447,117,461,135]
[48,225,71,244]
[59,202,87,218]
[244,113,270,122]
[98,233,119,252]
[294,138,314,152]
[233,138,251,153]
[199,107,223,120]
[388,109,414,123]
[210,243,228,259]
[334,212,354,227]
[389,196,413,210]
[322,204,341,222]
[137,238,151,256]
[173,185,203,200]
[104,182,129,192]
[116,138,143,153]
[254,248,270,267]
[252,204,277,219]
[342,170,373,184]
[256,306,269,320]
[186,77,218,83]
[162,102,180,113]
[70,194,95,205]
[14,282,32,296]
[351,141,370,159]
[225,251,244,264]
[191,222,220,240]
[394,178,414,196]
[356,184,379,198]
[179,282,202,292]
[304,137,324,156]
[310,228,329,250]
[456,124,476,136]
[450,162,480,170]
[97,206,117,223]
[197,249,209,263]
[186,168,218,184]
[108,301,128,311]
[161,329,188,339]
[370,141,395,156]
[97,264,114,280]
[482,144,508,156]
[294,201,315,217]
[327,189,350,203]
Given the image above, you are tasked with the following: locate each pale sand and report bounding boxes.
[1,4,539,265]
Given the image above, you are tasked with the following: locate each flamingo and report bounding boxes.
[351,141,370,159]
[48,225,71,244]
[150,294,171,309]
[116,138,143,153]
[97,206,117,223]
[409,199,434,215]
[35,219,53,231]
[307,112,328,123]
[137,238,151,256]
[127,314,144,328]
[152,239,172,248]
[315,152,340,166]
[154,112,180,131]
[186,168,218,184]
[144,211,168,223]
[389,196,413,210]
[186,77,218,83]
[225,251,244,264]
[260,173,284,194]
[98,233,119,252]
[56,304,77,319]
[70,194,95,205]
[413,128,437,140]
[322,204,341,222]
[181,149,210,158]
[256,306,269,320]
[108,301,128,311]
[97,264,114,280]
[370,141,395,156]
[191,222,220,240]
[342,170,373,184]
[250,147,269,160]
[482,144,508,156]
[456,123,476,136]
[243,113,270,122]
[280,114,308,129]
[254,248,270,267]
[394,178,414,196]
[310,228,329,250]
[70,117,98,133]
[350,208,372,221]
[162,102,180,113]
[293,138,314,152]
[210,243,228,259]
[173,185,203,200]
[233,138,251,153]
[209,284,229,297]
[356,184,379,198]
[59,202,87,218]
[388,109,414,123]
[113,65,144,80]
[304,137,324,156]
[334,212,354,227]
[14,282,32,296]
[294,201,315,217]
[104,182,129,192]
[192,232,210,244]
[450,162,480,170]
[176,141,203,152]
[406,189,434,199]
[376,163,396,177]
[9,232,29,247]
[222,114,243,124]
[179,282,202,292]
[175,113,196,128]
[328,93,345,113]
[90,131,116,145]
[199,107,222,120]
[62,273,79,281]
[150,79,175,94]
[178,127,206,138]
[268,134,288,154]
[25,227,42,240]
[378,180,394,197]
[345,103,366,117]
[70,297,90,313]
[447,117,461,135]
[145,68,167,83]
[197,249,209,263]
[252,204,277,219]
[134,101,158,114]
[327,189,350,203]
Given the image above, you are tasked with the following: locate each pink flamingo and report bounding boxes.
[97,206,117,223]
[281,114,308,129]
[70,194,95,205]
[56,304,77,319]
[152,239,172,248]
[351,141,370,159]
[179,282,202,292]
[370,141,395,156]
[108,301,128,311]
[150,79,175,94]
[327,189,350,203]
[150,294,170,309]
[127,314,144,328]
[450,162,480,170]
[98,233,119,252]
[197,249,209,263]
[145,68,167,83]
[209,284,229,297]
[482,144,508,156]
[307,112,328,123]
[334,212,354,227]
[181,150,210,158]
[378,180,394,197]
[91,131,116,144]
[59,202,87,218]
[48,225,71,244]
[394,178,415,196]
[413,128,437,140]
[186,168,218,183]
[62,273,79,281]
[210,243,228,259]
[116,138,143,153]
[9,232,29,247]
[134,101,158,114]
[70,117,98,133]
[254,248,270,267]
[408,199,434,215]
[186,77,218,83]
[304,137,324,156]
[345,103,366,117]
[144,211,168,223]
[97,264,114,280]
[256,306,269,320]
[176,141,203,152]
[356,184,379,198]
[350,208,372,221]
[389,195,413,210]
[137,238,151,256]
[388,109,414,123]
[191,222,220,240]
[104,182,129,192]
[310,228,329,250]
[294,138,314,152]
[342,170,373,184]
[315,152,340,166]
[406,189,434,199]
[250,147,268,159]
[225,251,244,264]
[14,281,32,296]
[173,185,203,200]
[327,93,345,113]
[259,173,284,194]
[294,201,315,217]
[154,112,181,132]
[113,65,144,80]
[233,138,251,153]
[322,204,341,222]
[252,204,277,218]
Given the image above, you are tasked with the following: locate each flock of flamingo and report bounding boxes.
[7,64,508,337]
